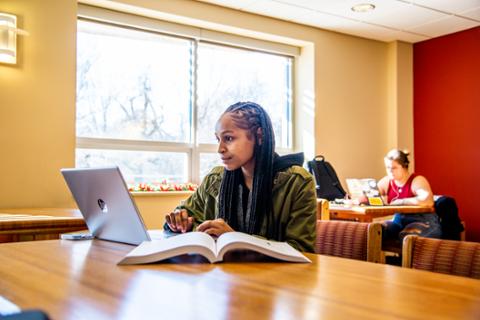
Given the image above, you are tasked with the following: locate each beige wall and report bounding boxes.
[0,0,412,215]
[314,32,390,183]
[0,0,77,208]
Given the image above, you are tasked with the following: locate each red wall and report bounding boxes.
[414,26,480,242]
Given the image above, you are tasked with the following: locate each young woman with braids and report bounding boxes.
[164,102,317,252]
[377,149,442,241]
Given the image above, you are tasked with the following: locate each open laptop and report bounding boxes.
[345,178,385,206]
[61,167,162,245]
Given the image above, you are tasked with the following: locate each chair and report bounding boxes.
[315,220,382,263]
[402,235,480,279]
[316,198,330,220]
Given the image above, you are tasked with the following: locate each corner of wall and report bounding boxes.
[386,40,414,169]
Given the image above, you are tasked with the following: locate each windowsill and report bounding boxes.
[130,191,194,197]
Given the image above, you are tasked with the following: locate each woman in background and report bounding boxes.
[164,102,317,252]
[378,149,441,241]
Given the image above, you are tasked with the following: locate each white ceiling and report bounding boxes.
[195,0,480,43]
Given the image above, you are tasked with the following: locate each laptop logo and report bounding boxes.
[97,199,108,213]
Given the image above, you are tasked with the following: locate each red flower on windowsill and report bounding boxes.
[128,182,198,192]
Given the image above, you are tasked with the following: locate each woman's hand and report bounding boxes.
[165,209,193,233]
[196,218,234,237]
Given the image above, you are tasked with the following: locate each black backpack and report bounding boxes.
[434,196,465,240]
[307,155,346,200]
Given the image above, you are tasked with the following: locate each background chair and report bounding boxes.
[402,235,480,279]
[316,198,329,220]
[315,220,382,263]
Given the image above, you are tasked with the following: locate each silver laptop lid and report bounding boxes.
[61,167,151,245]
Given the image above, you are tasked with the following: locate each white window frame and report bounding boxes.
[76,5,298,184]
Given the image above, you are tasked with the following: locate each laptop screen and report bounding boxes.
[345,178,384,206]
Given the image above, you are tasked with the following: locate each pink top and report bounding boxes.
[387,173,417,204]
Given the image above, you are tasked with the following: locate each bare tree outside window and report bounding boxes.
[197,43,292,147]
[77,21,191,142]
[76,149,187,183]
[76,21,191,183]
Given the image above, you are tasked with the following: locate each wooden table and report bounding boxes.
[0,208,86,243]
[326,203,434,222]
[0,239,479,319]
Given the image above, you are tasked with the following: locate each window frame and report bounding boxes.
[76,5,297,184]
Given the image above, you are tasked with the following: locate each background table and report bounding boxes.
[0,239,479,319]
[0,208,86,243]
[317,199,434,222]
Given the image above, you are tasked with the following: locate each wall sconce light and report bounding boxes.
[0,12,28,65]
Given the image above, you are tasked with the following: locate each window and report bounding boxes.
[76,14,294,185]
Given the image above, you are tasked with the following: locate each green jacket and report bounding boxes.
[177,165,317,253]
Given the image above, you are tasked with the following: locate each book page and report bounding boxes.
[118,232,217,265]
[216,232,310,263]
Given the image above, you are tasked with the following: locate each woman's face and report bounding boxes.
[384,159,407,181]
[215,114,256,172]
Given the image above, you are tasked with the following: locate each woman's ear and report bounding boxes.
[256,127,263,145]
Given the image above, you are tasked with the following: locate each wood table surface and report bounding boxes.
[0,239,479,320]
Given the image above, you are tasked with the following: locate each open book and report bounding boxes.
[118,231,311,265]
[346,178,384,206]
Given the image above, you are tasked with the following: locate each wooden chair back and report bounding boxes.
[402,235,480,279]
[316,198,330,220]
[315,220,382,263]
